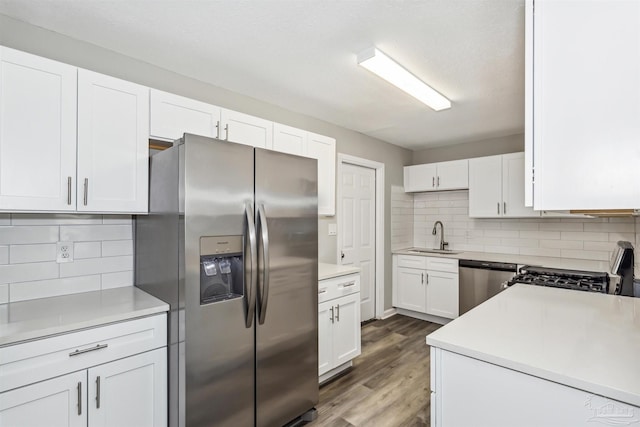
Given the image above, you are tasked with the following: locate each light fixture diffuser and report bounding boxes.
[357,47,451,111]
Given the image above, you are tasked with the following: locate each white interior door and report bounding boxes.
[340,163,375,321]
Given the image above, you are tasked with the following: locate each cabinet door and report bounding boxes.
[77,69,149,213]
[220,109,273,149]
[149,90,220,141]
[273,123,307,156]
[468,155,502,218]
[404,164,437,192]
[0,370,86,427]
[436,160,468,191]
[318,300,334,376]
[426,271,459,319]
[395,267,426,312]
[0,46,77,211]
[532,1,640,210]
[333,293,362,367]
[307,132,336,216]
[502,153,539,218]
[88,348,167,427]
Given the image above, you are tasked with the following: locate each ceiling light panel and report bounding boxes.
[357,47,451,111]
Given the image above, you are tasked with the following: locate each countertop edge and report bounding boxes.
[318,262,360,281]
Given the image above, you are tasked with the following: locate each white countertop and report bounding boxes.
[393,247,612,272]
[319,262,360,281]
[0,287,169,347]
[426,284,640,406]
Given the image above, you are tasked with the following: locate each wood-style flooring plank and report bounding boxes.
[309,315,442,427]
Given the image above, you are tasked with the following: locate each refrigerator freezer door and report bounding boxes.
[255,148,319,427]
[182,135,255,427]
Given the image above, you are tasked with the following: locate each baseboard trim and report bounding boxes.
[380,308,397,320]
[395,308,453,325]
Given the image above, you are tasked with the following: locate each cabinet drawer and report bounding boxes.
[0,314,166,393]
[397,255,428,269]
[427,257,458,273]
[318,273,360,303]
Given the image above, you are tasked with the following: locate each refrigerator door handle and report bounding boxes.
[257,203,270,325]
[244,203,258,328]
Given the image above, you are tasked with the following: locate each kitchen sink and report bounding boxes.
[408,248,462,255]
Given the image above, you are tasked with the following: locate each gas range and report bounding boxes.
[507,265,610,294]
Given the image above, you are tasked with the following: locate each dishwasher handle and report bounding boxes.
[458,259,517,272]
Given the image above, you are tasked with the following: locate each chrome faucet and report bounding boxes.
[432,221,449,250]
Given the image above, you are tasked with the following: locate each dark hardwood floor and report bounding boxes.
[309,315,442,427]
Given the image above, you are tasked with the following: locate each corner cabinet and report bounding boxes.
[318,273,361,383]
[525,0,640,210]
[469,152,539,218]
[392,255,459,321]
[0,47,149,214]
[404,159,468,193]
[0,314,167,427]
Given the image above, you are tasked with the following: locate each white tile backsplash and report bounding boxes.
[0,214,134,303]
[400,190,638,268]
[10,275,102,302]
[10,244,57,264]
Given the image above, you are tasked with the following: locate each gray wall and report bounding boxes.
[412,133,524,164]
[0,14,412,310]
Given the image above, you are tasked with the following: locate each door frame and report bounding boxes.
[336,153,385,320]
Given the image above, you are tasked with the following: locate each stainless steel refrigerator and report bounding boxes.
[135,134,319,427]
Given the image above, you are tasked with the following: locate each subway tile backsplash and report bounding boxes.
[0,214,133,303]
[391,189,640,275]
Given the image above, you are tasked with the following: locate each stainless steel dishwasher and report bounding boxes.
[459,260,518,315]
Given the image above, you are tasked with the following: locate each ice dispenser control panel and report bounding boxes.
[199,235,243,304]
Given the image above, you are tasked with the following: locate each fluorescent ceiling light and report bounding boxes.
[357,47,451,111]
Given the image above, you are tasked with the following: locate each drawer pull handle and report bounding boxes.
[342,282,356,288]
[318,289,327,294]
[69,343,108,357]
[336,304,340,321]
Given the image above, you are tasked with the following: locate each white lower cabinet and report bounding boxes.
[0,370,87,427]
[318,273,361,382]
[430,347,640,427]
[393,255,459,320]
[0,315,167,427]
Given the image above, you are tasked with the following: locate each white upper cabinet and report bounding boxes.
[220,109,273,149]
[149,90,220,141]
[307,132,336,216]
[0,47,78,211]
[273,123,307,156]
[77,70,149,213]
[526,0,640,209]
[404,159,468,192]
[469,152,539,218]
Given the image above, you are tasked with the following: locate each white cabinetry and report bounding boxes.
[0,46,78,211]
[469,152,539,218]
[220,109,273,149]
[392,255,459,320]
[0,47,148,213]
[273,123,307,156]
[77,70,149,213]
[403,159,468,192]
[149,90,221,141]
[430,347,640,427]
[318,273,361,382]
[0,315,167,427]
[526,0,640,210]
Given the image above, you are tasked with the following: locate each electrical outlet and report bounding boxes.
[328,224,337,236]
[56,241,74,263]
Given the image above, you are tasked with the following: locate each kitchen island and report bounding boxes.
[426,284,640,426]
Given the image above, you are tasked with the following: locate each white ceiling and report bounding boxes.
[0,0,526,151]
